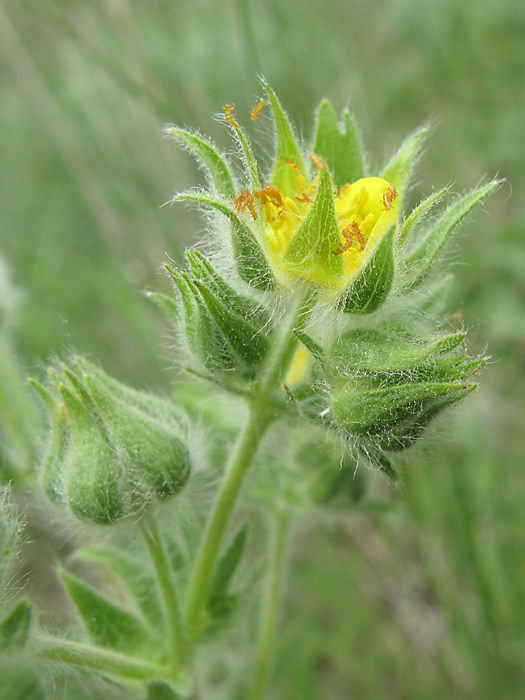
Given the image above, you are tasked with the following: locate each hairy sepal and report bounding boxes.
[313,100,364,188]
[165,127,236,198]
[265,82,306,197]
[396,187,450,251]
[176,192,277,290]
[283,168,343,281]
[331,380,475,441]
[381,126,428,213]
[336,227,395,314]
[403,181,500,284]
[194,280,270,369]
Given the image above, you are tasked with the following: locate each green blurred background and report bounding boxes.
[1,0,525,697]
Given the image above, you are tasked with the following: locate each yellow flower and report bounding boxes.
[235,162,397,288]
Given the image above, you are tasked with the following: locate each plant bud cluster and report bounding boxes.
[31,358,191,524]
[160,83,496,467]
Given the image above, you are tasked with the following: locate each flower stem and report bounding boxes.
[184,291,313,639]
[37,637,168,681]
[248,509,291,700]
[141,515,186,677]
[184,400,274,636]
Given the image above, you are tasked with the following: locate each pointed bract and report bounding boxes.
[165,127,236,198]
[337,227,395,314]
[381,127,427,212]
[313,100,364,188]
[283,169,342,282]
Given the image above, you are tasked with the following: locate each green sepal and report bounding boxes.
[79,368,191,502]
[0,599,32,651]
[312,100,364,188]
[376,386,476,452]
[331,380,475,438]
[380,126,427,212]
[176,192,276,290]
[165,127,236,199]
[59,569,159,660]
[328,328,466,377]
[413,273,454,317]
[404,181,500,282]
[28,378,66,504]
[231,125,261,192]
[186,251,269,327]
[194,281,269,367]
[145,290,180,325]
[0,486,22,600]
[164,264,198,333]
[165,265,239,372]
[396,187,449,250]
[265,83,306,197]
[358,445,399,482]
[283,168,342,280]
[337,227,395,314]
[59,382,124,525]
[73,547,162,628]
[293,329,325,365]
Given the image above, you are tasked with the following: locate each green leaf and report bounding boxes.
[283,168,342,280]
[0,656,47,700]
[404,181,500,281]
[74,547,162,628]
[396,187,449,249]
[194,281,269,367]
[176,192,277,290]
[0,599,32,651]
[208,524,248,608]
[313,100,364,188]
[337,227,395,314]
[165,127,236,199]
[265,83,306,196]
[293,329,325,365]
[59,569,158,659]
[380,127,428,210]
[147,681,182,700]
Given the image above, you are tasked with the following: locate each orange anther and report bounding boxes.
[309,153,326,170]
[333,222,365,255]
[223,104,241,130]
[250,98,264,121]
[382,182,397,211]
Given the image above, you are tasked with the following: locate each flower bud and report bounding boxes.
[327,328,483,451]
[31,359,191,524]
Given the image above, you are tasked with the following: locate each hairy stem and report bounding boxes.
[141,515,186,677]
[184,400,274,636]
[248,509,291,700]
[37,637,168,681]
[184,291,312,639]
